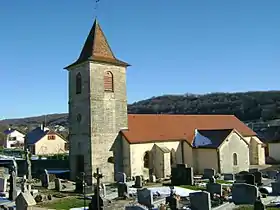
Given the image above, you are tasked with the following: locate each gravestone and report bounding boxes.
[125,204,149,210]
[89,192,104,210]
[75,176,83,193]
[244,174,255,185]
[206,183,222,196]
[8,170,17,201]
[135,176,143,188]
[15,191,36,210]
[276,173,280,182]
[177,164,188,168]
[118,182,128,198]
[116,172,126,183]
[41,169,49,189]
[239,171,249,174]
[224,173,235,181]
[0,177,7,192]
[171,167,194,186]
[203,168,215,179]
[101,183,106,198]
[232,183,258,205]
[254,197,265,210]
[137,188,153,208]
[166,194,179,210]
[271,182,280,195]
[209,176,216,183]
[249,168,259,173]
[253,171,262,185]
[267,170,278,179]
[189,191,211,210]
[54,178,62,192]
[149,174,156,183]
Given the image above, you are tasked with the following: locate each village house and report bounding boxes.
[65,19,266,183]
[2,128,25,149]
[25,125,67,155]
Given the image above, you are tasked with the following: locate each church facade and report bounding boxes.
[65,19,266,184]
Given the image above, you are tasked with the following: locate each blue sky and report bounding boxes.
[0,0,280,119]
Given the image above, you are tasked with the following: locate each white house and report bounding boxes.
[3,128,25,149]
[26,126,67,155]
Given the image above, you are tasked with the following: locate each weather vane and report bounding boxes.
[94,0,100,18]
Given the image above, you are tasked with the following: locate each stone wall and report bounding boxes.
[16,159,69,177]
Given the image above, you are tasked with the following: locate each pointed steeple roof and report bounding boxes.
[65,19,129,69]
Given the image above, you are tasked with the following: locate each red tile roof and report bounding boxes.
[65,19,129,69]
[121,114,256,144]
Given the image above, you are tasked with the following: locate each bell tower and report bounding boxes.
[64,19,129,183]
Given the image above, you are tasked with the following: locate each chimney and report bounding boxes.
[40,122,44,131]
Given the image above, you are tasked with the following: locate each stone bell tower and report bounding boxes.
[64,19,129,184]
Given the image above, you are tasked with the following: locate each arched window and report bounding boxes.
[104,71,114,92]
[76,73,82,94]
[233,153,238,166]
[143,151,150,168]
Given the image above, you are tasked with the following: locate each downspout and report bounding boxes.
[181,140,185,164]
[217,149,221,174]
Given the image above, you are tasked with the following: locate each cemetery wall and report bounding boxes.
[16,159,69,177]
[130,141,181,177]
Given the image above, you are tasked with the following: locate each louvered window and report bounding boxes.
[104,71,114,92]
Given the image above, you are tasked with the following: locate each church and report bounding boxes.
[64,19,266,184]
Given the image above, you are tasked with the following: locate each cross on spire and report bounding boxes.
[94,0,101,18]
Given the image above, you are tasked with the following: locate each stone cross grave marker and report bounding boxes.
[8,169,17,201]
[93,168,103,210]
[21,175,28,193]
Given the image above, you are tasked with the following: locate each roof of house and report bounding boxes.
[26,127,59,145]
[3,128,25,135]
[64,19,129,69]
[121,114,257,144]
[193,129,234,148]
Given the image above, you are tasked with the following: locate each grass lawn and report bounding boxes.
[216,180,233,184]
[39,197,90,210]
[181,185,205,191]
[235,205,278,210]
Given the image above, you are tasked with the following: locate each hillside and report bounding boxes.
[1,90,280,128]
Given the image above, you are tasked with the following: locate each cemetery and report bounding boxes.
[2,157,280,209]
